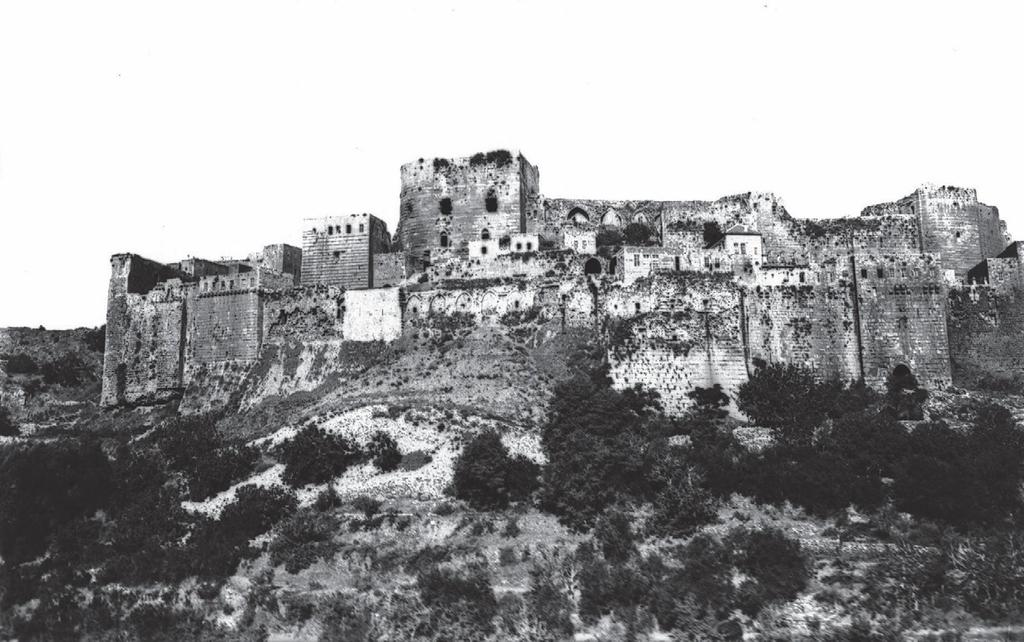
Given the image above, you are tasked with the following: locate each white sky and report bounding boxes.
[1,1,1022,329]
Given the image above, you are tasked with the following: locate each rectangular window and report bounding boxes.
[346,224,352,234]
[740,243,747,255]
[634,254,640,267]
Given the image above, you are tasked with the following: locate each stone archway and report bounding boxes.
[584,258,602,276]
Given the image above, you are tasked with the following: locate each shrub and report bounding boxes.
[526,555,575,637]
[725,527,809,616]
[270,509,341,574]
[593,508,636,563]
[452,430,539,510]
[539,374,675,529]
[595,228,623,248]
[501,516,521,538]
[368,431,401,472]
[0,438,113,564]
[150,415,258,500]
[736,363,828,447]
[4,353,38,374]
[314,487,343,511]
[885,366,927,420]
[83,326,106,352]
[278,427,364,487]
[318,594,374,642]
[417,563,497,634]
[893,411,1024,526]
[351,495,382,520]
[188,485,296,579]
[499,546,517,566]
[0,407,19,437]
[648,458,719,537]
[40,353,91,386]
[702,222,724,247]
[623,222,656,245]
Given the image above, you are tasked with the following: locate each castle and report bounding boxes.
[101,149,1024,415]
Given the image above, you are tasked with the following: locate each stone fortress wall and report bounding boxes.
[101,149,1024,415]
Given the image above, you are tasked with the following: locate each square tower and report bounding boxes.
[398,150,540,264]
[301,214,390,289]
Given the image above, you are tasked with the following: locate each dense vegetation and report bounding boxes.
[2,341,1024,638]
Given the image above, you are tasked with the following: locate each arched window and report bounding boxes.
[481,228,490,241]
[568,207,589,225]
[485,190,498,212]
[440,233,449,248]
[440,198,453,215]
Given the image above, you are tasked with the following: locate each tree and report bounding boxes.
[452,430,539,510]
[278,427,364,487]
[623,223,655,246]
[0,439,114,564]
[539,375,669,529]
[368,431,402,472]
[0,407,19,437]
[736,363,828,447]
[885,366,927,420]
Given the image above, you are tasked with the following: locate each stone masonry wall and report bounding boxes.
[301,214,388,289]
[744,282,861,384]
[606,273,747,415]
[852,254,951,388]
[948,285,1024,385]
[189,290,263,363]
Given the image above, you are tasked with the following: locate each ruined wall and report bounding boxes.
[744,282,861,383]
[909,185,1001,280]
[260,243,302,284]
[852,254,951,388]
[373,252,405,288]
[948,285,1024,384]
[101,255,189,406]
[606,273,747,415]
[301,214,388,289]
[399,152,538,263]
[189,290,263,363]
[422,249,581,284]
[342,288,403,342]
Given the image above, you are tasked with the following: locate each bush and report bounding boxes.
[595,228,624,248]
[539,374,679,529]
[40,353,91,386]
[623,222,656,246]
[0,438,113,564]
[736,363,829,447]
[0,407,19,437]
[351,495,382,520]
[703,222,724,247]
[417,563,497,634]
[648,456,719,537]
[189,485,296,578]
[83,326,106,352]
[594,508,637,563]
[726,527,809,616]
[526,555,575,637]
[270,509,341,574]
[150,415,258,500]
[4,353,38,374]
[452,430,539,510]
[893,409,1024,526]
[278,426,364,487]
[368,431,401,472]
